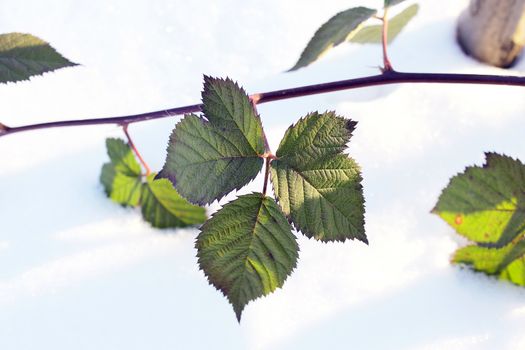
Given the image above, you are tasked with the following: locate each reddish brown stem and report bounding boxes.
[381,8,393,72]
[122,124,151,176]
[262,156,271,196]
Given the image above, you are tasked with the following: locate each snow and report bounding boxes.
[1,0,525,349]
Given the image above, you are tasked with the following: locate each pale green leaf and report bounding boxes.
[100,138,142,207]
[384,0,408,8]
[271,112,366,243]
[350,4,419,44]
[105,138,142,176]
[433,153,525,247]
[196,193,298,321]
[100,163,142,207]
[141,174,206,228]
[453,238,525,286]
[159,77,266,205]
[0,33,77,83]
[289,7,377,71]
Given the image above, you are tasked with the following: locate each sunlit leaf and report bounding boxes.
[289,7,376,71]
[141,174,206,228]
[196,193,298,321]
[350,4,419,44]
[433,153,525,247]
[271,112,366,243]
[0,33,77,83]
[453,238,525,286]
[159,77,265,205]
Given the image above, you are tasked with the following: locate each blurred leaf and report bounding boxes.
[453,238,525,286]
[271,112,366,243]
[350,4,419,44]
[196,193,298,321]
[158,76,265,205]
[384,0,408,8]
[289,7,376,71]
[105,138,142,176]
[100,163,142,207]
[141,174,206,228]
[100,138,142,207]
[0,32,77,83]
[433,153,525,247]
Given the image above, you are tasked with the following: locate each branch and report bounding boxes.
[1,70,525,138]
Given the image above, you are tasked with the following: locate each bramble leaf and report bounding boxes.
[106,138,142,176]
[0,33,77,84]
[350,4,419,44]
[289,7,377,71]
[271,112,366,243]
[196,193,298,321]
[433,153,525,247]
[159,77,265,205]
[100,163,142,207]
[384,0,408,8]
[141,174,206,228]
[453,238,525,287]
[100,138,142,207]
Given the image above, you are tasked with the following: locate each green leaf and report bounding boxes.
[433,153,525,247]
[100,163,142,207]
[271,112,366,243]
[100,138,143,207]
[350,4,419,44]
[141,174,206,228]
[289,7,377,71]
[453,238,525,286]
[105,138,142,176]
[384,0,408,8]
[0,32,77,84]
[159,77,266,205]
[196,193,298,321]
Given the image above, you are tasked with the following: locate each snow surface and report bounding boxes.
[1,0,525,349]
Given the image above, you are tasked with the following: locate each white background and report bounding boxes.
[1,0,525,349]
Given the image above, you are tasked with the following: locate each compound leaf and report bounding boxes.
[433,153,525,247]
[100,138,142,207]
[0,32,77,84]
[141,174,206,228]
[271,112,366,243]
[453,238,525,286]
[289,7,376,71]
[350,4,419,44]
[196,193,298,321]
[159,77,266,205]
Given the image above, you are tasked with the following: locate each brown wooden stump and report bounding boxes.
[457,0,525,67]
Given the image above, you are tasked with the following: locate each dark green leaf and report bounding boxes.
[141,174,206,228]
[350,4,419,44]
[0,32,77,84]
[196,193,298,321]
[453,238,525,286]
[159,77,266,205]
[433,153,525,247]
[289,7,377,71]
[271,112,366,243]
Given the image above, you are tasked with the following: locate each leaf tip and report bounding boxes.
[346,119,358,133]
